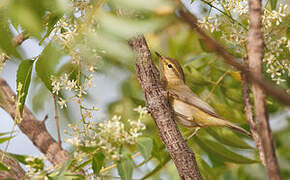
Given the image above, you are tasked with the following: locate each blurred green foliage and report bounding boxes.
[0,0,289,179]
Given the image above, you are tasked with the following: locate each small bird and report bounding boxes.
[155,52,251,138]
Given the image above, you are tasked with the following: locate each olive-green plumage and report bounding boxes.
[156,52,251,137]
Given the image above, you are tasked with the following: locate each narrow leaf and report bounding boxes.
[137,137,153,160]
[270,0,278,10]
[117,154,134,180]
[207,128,252,149]
[92,152,105,175]
[195,137,257,164]
[16,59,34,117]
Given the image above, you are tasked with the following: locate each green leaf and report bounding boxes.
[8,153,28,164]
[0,136,15,144]
[136,137,153,160]
[270,0,278,10]
[99,12,165,39]
[0,162,9,172]
[152,139,162,162]
[92,152,105,175]
[195,137,257,164]
[117,154,135,180]
[35,43,62,93]
[0,10,20,58]
[16,59,34,117]
[207,128,252,149]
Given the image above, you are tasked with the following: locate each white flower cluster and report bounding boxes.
[198,1,289,84]
[65,107,147,162]
[263,5,288,29]
[198,16,220,33]
[0,53,8,73]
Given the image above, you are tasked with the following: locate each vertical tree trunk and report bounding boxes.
[130,35,203,180]
[247,0,281,179]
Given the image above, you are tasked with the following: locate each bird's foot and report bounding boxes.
[186,127,201,141]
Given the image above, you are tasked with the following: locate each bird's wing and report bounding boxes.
[167,86,222,119]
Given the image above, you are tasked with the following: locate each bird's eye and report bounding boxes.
[167,64,173,68]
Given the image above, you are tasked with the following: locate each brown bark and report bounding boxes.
[0,150,26,179]
[12,32,28,46]
[178,9,290,106]
[129,35,202,180]
[247,0,281,179]
[241,58,265,166]
[0,78,69,166]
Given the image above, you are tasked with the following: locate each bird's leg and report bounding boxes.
[186,127,201,141]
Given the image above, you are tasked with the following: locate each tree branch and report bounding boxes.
[0,78,69,166]
[129,35,203,180]
[241,58,265,166]
[178,9,290,106]
[0,150,26,180]
[247,0,281,179]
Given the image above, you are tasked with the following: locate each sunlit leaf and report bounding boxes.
[117,153,135,180]
[111,0,173,12]
[87,32,133,62]
[16,59,34,117]
[0,136,15,144]
[195,137,257,164]
[229,71,241,82]
[137,137,153,160]
[99,12,166,39]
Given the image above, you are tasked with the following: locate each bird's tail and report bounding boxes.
[224,121,252,137]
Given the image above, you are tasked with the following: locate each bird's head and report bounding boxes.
[156,52,185,86]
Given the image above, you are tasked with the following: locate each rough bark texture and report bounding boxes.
[0,78,69,166]
[0,150,26,180]
[241,58,265,166]
[178,9,290,106]
[247,0,281,179]
[130,35,202,180]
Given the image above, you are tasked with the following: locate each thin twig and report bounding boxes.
[241,58,265,166]
[52,94,62,148]
[99,152,141,174]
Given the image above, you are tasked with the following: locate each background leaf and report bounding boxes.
[0,162,9,172]
[137,137,153,160]
[92,152,105,175]
[117,153,135,180]
[35,43,63,93]
[195,137,257,164]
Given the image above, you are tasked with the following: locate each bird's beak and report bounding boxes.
[155,51,164,59]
